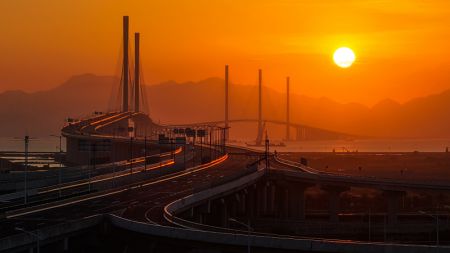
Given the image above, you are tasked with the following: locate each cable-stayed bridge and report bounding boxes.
[1,16,450,253]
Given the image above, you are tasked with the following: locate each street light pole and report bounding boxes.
[192,133,196,168]
[89,143,96,192]
[209,127,212,161]
[223,126,228,155]
[130,136,133,175]
[24,135,29,205]
[183,138,186,170]
[200,131,202,164]
[228,218,252,253]
[221,127,225,155]
[437,213,440,247]
[50,134,63,198]
[384,213,387,242]
[171,133,175,161]
[368,208,371,242]
[264,131,270,171]
[58,135,62,153]
[215,128,218,159]
[144,134,147,171]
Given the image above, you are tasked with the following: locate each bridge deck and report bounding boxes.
[0,151,255,239]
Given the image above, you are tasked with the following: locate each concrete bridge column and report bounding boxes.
[208,199,223,226]
[322,185,349,223]
[272,184,289,218]
[229,194,240,218]
[287,183,309,220]
[188,207,195,219]
[219,198,229,227]
[284,182,314,220]
[193,201,211,224]
[280,188,289,218]
[384,190,405,225]
[268,183,276,216]
[238,191,247,216]
[63,237,69,251]
[195,210,204,224]
[246,185,257,218]
[257,182,268,216]
[184,207,199,223]
[196,201,211,224]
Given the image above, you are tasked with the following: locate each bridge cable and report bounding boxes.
[108,40,126,112]
[139,57,150,115]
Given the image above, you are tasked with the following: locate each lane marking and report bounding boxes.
[38,160,175,194]
[6,154,229,219]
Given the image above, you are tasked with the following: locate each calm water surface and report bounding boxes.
[0,137,66,152]
[2,137,450,153]
[232,138,450,152]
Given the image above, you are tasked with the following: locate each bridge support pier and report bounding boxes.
[296,127,306,141]
[246,185,257,218]
[202,201,212,214]
[271,183,287,218]
[322,185,349,223]
[195,211,204,224]
[238,191,247,216]
[268,183,276,216]
[63,237,69,251]
[257,182,268,216]
[384,190,405,225]
[228,194,239,218]
[287,183,312,220]
[219,198,229,227]
[282,188,289,218]
[192,201,211,224]
[290,189,305,220]
[431,193,444,209]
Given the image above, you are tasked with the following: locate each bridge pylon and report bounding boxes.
[122,16,129,112]
[119,16,144,113]
[134,32,140,112]
[256,69,263,145]
[224,65,229,141]
[286,76,290,141]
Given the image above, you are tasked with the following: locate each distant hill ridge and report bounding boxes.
[0,73,449,138]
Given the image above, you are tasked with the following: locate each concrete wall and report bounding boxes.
[109,214,450,253]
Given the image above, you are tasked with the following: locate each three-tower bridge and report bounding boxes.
[1,16,450,253]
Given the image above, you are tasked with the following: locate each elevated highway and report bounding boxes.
[273,155,450,192]
[1,160,450,250]
[2,113,450,252]
[170,118,357,141]
[8,15,445,252]
[4,144,449,253]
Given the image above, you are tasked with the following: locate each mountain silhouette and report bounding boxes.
[0,73,449,138]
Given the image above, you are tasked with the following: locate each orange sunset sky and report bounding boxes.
[1,0,449,106]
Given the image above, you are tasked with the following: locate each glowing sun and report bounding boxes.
[333,47,355,68]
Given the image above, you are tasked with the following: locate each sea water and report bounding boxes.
[231,138,450,153]
[0,137,66,168]
[0,137,66,152]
